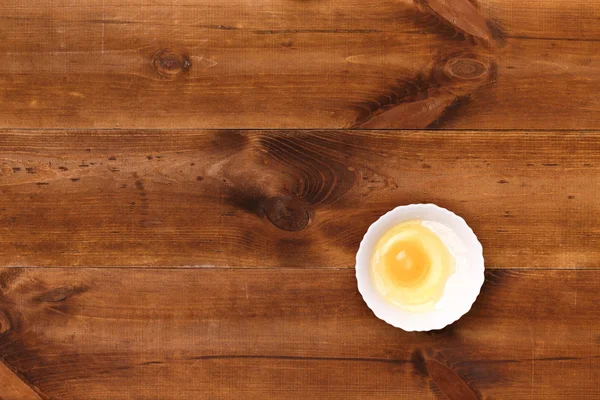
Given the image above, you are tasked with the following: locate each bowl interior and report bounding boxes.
[355,204,485,331]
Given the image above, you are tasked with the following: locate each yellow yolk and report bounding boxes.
[384,239,431,287]
[371,219,456,312]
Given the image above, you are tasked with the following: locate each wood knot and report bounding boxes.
[430,52,496,97]
[445,58,487,80]
[262,196,309,231]
[33,286,89,303]
[426,360,480,400]
[152,49,191,78]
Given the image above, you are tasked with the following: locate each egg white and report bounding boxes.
[421,220,470,311]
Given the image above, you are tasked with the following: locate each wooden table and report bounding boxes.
[1,0,599,398]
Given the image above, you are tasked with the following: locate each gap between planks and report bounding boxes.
[3,127,600,133]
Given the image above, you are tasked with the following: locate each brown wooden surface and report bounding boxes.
[1,129,600,269]
[0,362,42,400]
[0,268,599,399]
[1,0,600,398]
[0,0,600,129]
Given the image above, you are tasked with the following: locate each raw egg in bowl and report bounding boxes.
[355,204,484,331]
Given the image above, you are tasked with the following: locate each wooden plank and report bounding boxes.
[479,0,600,41]
[0,0,599,129]
[1,129,599,268]
[0,267,598,399]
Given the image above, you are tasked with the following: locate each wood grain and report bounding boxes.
[1,129,599,268]
[1,1,598,398]
[0,0,598,129]
[0,362,43,400]
[0,267,598,399]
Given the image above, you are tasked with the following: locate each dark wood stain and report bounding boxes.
[152,49,191,79]
[258,133,357,205]
[224,185,268,218]
[33,286,89,303]
[354,51,496,129]
[410,349,429,377]
[426,360,480,400]
[426,95,473,129]
[262,196,309,231]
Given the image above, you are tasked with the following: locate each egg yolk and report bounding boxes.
[371,219,456,312]
[384,239,431,287]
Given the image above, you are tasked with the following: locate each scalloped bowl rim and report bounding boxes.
[355,203,485,332]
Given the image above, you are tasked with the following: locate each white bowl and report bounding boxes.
[355,204,485,331]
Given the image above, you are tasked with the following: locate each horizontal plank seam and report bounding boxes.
[507,34,600,43]
[116,354,600,366]
[185,354,600,363]
[186,355,410,364]
[3,128,600,133]
[456,355,600,365]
